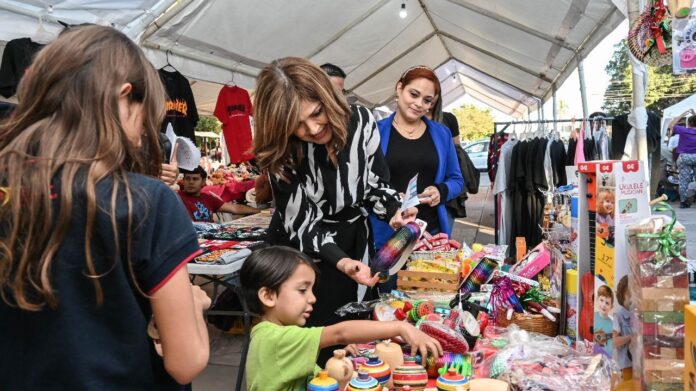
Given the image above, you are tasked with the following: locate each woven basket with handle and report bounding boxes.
[628,0,672,67]
[495,309,558,337]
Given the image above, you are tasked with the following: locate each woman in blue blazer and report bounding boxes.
[370,66,464,253]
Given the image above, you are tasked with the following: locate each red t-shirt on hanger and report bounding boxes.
[214,85,254,164]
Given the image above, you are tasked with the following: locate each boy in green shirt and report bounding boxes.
[241,246,442,390]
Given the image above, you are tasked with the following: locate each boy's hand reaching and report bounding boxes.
[399,323,442,364]
[344,344,360,357]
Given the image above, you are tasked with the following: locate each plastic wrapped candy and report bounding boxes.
[483,328,615,390]
[417,320,469,354]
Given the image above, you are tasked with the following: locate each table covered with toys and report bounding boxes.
[201,162,259,203]
[301,217,639,391]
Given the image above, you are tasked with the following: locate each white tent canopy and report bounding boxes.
[661,93,696,139]
[0,0,624,118]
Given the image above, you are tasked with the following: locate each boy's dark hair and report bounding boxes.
[240,246,319,315]
[320,63,346,79]
[597,285,614,303]
[182,165,207,180]
[616,275,629,307]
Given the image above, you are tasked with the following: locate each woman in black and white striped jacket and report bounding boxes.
[252,57,417,365]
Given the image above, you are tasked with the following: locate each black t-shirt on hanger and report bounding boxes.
[0,38,44,98]
[158,69,199,141]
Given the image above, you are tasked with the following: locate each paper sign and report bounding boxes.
[401,173,419,210]
[165,123,177,162]
[164,123,202,171]
[175,137,201,171]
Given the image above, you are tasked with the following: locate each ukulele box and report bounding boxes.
[576,161,650,356]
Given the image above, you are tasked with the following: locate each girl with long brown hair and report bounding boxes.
[253,57,417,365]
[0,25,210,389]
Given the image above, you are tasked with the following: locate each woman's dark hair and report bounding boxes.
[240,246,319,314]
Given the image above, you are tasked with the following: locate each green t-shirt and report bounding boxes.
[246,321,323,391]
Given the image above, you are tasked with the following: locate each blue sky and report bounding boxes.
[445,19,629,121]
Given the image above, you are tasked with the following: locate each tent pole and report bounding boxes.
[140,0,195,42]
[577,58,589,121]
[552,86,558,132]
[141,42,258,79]
[628,0,650,177]
[122,0,178,39]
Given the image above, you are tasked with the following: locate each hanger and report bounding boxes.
[161,49,177,72]
[524,121,531,141]
[225,71,236,87]
[34,13,54,44]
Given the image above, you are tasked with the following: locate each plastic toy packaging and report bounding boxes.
[334,299,380,317]
[479,327,615,390]
[626,211,688,390]
[672,7,696,74]
[417,320,470,354]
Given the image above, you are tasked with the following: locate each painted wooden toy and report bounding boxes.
[375,340,403,388]
[325,349,353,391]
[358,355,391,385]
[436,368,469,390]
[392,356,428,390]
[307,370,339,391]
[346,370,381,391]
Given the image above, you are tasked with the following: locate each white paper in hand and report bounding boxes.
[401,173,420,210]
[175,137,201,171]
[165,123,177,162]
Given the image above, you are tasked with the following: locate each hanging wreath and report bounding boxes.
[628,0,673,67]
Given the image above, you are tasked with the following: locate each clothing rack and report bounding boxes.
[494,117,615,131]
[489,117,614,246]
[495,118,614,125]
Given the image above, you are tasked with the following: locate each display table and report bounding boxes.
[203,179,255,203]
[222,209,273,227]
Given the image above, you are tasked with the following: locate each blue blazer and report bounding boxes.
[370,113,464,249]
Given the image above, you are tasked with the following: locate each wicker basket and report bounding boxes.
[495,309,558,337]
[627,2,672,67]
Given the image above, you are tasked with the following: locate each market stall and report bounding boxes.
[4,1,692,391]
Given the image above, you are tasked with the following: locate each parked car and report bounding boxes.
[461,140,488,172]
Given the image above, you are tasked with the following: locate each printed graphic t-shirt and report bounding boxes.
[178,191,225,222]
[159,69,199,141]
[214,85,254,164]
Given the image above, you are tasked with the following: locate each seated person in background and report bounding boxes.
[178,166,259,222]
[320,63,346,93]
